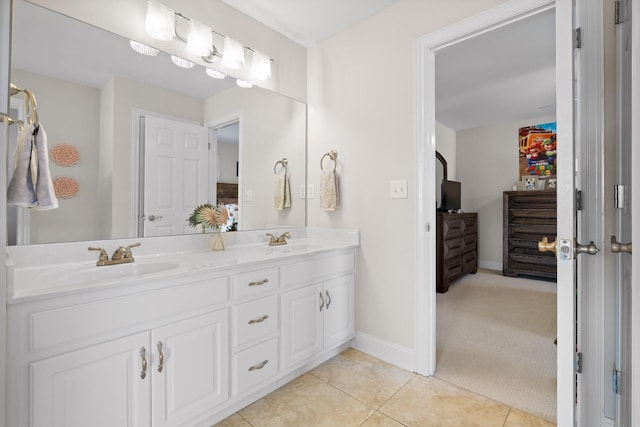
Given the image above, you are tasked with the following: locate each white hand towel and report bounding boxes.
[32,124,59,210]
[274,171,292,210]
[7,123,37,207]
[320,168,339,211]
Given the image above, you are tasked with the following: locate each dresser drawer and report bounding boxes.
[233,295,278,347]
[232,337,279,395]
[233,267,279,299]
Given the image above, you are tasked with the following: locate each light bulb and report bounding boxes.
[171,55,195,69]
[206,68,226,79]
[251,51,271,81]
[145,0,175,41]
[187,19,213,56]
[236,79,253,88]
[129,40,159,56]
[222,37,245,70]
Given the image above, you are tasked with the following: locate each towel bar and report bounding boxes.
[273,158,288,174]
[320,150,338,170]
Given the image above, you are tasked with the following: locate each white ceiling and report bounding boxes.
[220,0,403,47]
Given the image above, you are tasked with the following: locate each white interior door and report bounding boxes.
[615,0,633,423]
[143,116,209,237]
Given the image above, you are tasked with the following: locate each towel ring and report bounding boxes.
[274,158,288,174]
[320,150,338,170]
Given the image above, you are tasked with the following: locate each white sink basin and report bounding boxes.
[62,261,179,283]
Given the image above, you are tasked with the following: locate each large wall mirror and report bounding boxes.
[7,0,306,245]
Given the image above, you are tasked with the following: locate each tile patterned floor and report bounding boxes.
[215,349,556,427]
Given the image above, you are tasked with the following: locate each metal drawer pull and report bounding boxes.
[248,315,269,325]
[248,279,269,287]
[248,360,269,371]
[157,342,164,373]
[140,347,148,379]
[319,292,325,311]
[325,290,332,309]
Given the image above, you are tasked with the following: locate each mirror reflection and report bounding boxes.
[7,1,306,245]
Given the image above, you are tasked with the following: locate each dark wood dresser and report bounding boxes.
[503,191,557,279]
[436,212,478,293]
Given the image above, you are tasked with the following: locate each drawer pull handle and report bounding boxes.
[157,342,164,373]
[248,360,269,371]
[140,347,148,379]
[325,290,332,309]
[319,292,325,311]
[248,315,269,325]
[248,279,269,287]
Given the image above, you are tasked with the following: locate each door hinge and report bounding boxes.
[425,222,431,232]
[575,27,582,49]
[576,190,583,211]
[613,369,621,394]
[614,184,626,209]
[576,352,583,373]
[615,0,625,24]
[208,142,211,150]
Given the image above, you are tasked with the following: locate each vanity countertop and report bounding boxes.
[6,227,359,304]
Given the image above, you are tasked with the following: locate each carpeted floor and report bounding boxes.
[435,269,557,423]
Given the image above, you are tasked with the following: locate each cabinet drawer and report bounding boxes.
[233,267,279,299]
[442,238,462,260]
[443,258,462,280]
[281,252,355,288]
[233,295,278,347]
[232,338,279,395]
[30,277,229,352]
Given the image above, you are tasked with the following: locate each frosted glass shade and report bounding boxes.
[251,51,271,81]
[187,19,213,56]
[222,37,245,69]
[171,55,195,69]
[129,40,159,56]
[236,79,253,88]
[206,68,226,79]
[145,0,175,41]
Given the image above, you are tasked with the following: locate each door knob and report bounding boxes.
[611,236,632,254]
[147,214,163,221]
[538,237,557,254]
[575,240,599,256]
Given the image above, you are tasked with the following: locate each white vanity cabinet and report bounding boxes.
[280,252,355,370]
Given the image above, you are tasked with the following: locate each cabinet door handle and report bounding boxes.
[248,279,269,287]
[319,292,325,311]
[140,347,148,379]
[157,342,164,373]
[248,315,269,325]
[248,360,269,371]
[325,290,332,309]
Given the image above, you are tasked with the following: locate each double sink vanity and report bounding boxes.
[5,227,359,427]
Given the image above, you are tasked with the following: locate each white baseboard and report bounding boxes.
[479,260,502,271]
[350,331,416,372]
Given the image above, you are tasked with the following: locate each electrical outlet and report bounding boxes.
[244,189,253,202]
[299,184,306,199]
[307,184,315,199]
[390,180,408,199]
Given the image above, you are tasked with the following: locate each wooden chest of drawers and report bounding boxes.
[503,191,557,280]
[436,212,478,293]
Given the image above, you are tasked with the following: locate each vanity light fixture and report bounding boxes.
[251,50,271,81]
[145,0,175,41]
[187,19,213,56]
[171,55,195,69]
[222,37,245,70]
[205,68,226,79]
[129,40,160,56]
[236,79,253,88]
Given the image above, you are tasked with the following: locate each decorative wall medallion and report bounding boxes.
[53,176,79,199]
[50,144,79,166]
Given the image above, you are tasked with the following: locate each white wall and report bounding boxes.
[307,0,507,351]
[29,0,307,101]
[456,116,555,270]
[11,69,102,244]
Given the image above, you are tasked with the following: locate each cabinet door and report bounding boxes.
[280,284,323,370]
[31,332,151,427]
[152,310,229,427]
[323,274,355,348]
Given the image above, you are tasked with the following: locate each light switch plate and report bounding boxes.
[390,180,408,199]
[299,184,306,199]
[307,184,315,199]
[244,190,254,202]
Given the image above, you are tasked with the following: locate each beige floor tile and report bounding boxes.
[361,411,406,426]
[504,409,556,426]
[212,413,252,427]
[379,376,510,427]
[239,373,374,427]
[311,348,414,408]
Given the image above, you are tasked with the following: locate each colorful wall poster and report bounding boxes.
[518,121,556,179]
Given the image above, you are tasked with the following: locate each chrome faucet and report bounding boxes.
[89,242,141,266]
[266,231,291,246]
